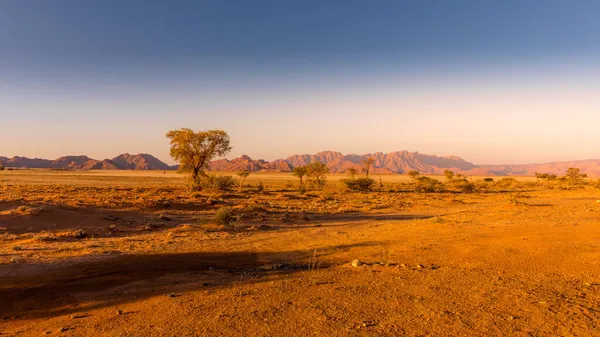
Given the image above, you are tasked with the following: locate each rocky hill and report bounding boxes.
[0,154,173,170]
[208,150,477,174]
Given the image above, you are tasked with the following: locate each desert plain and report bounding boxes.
[1,170,599,336]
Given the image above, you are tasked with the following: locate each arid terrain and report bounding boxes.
[1,170,599,336]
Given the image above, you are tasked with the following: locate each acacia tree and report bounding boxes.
[306,162,329,187]
[565,167,587,184]
[292,166,308,186]
[236,170,251,188]
[347,167,358,179]
[166,129,232,181]
[407,170,420,180]
[444,170,455,181]
[361,157,375,177]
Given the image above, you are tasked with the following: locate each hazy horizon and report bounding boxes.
[2,1,600,165]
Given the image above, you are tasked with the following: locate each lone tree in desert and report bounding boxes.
[166,128,232,182]
[306,162,329,187]
[347,167,358,179]
[408,170,420,179]
[236,170,251,188]
[361,157,375,177]
[292,166,309,186]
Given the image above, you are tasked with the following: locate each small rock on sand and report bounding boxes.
[351,259,362,268]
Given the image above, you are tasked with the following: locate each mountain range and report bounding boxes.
[0,154,174,171]
[2,151,600,177]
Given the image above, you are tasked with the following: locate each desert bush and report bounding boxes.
[535,172,557,181]
[0,166,4,171]
[496,177,519,190]
[343,177,376,191]
[214,207,235,226]
[444,170,455,181]
[413,176,443,192]
[236,171,251,187]
[483,178,494,182]
[564,167,587,186]
[62,229,88,239]
[448,178,475,193]
[192,175,236,191]
[212,175,237,191]
[256,181,265,193]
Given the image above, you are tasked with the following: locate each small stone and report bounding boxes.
[159,213,172,221]
[399,263,407,269]
[351,260,362,268]
[116,309,123,316]
[59,327,69,332]
[167,293,177,298]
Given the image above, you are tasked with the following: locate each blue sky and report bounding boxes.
[1,1,600,164]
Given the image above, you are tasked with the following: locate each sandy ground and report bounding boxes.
[0,171,599,336]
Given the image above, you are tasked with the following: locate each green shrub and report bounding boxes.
[343,177,376,191]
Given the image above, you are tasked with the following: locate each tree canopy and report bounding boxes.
[166,128,232,180]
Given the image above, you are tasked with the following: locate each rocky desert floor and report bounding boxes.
[0,171,599,336]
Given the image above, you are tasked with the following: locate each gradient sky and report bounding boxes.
[2,1,600,165]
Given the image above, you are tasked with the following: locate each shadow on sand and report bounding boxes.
[0,242,378,320]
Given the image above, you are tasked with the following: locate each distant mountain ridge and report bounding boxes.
[0,154,174,171]
[3,151,600,176]
[209,151,600,177]
[209,150,477,175]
